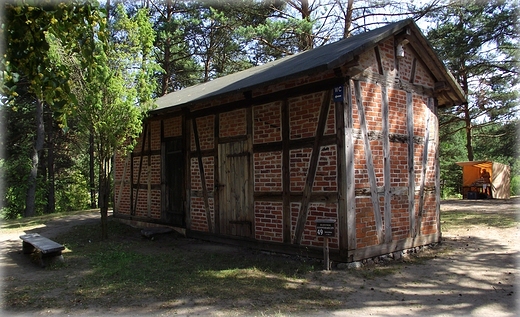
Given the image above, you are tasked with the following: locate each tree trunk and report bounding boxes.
[160,0,173,96]
[297,0,313,51]
[25,99,45,217]
[99,158,110,240]
[343,0,354,38]
[90,133,96,208]
[464,103,474,161]
[459,69,472,161]
[46,112,55,214]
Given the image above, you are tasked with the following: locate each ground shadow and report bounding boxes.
[1,206,518,316]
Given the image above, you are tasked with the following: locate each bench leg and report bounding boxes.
[22,241,36,254]
[41,252,64,268]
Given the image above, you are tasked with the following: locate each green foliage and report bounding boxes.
[151,0,202,94]
[1,1,111,218]
[55,169,90,213]
[0,158,26,219]
[0,100,39,218]
[1,1,95,121]
[238,17,315,59]
[510,175,520,196]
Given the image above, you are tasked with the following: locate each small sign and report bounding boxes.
[316,219,336,237]
[333,85,344,102]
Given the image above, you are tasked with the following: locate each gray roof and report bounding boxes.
[153,19,464,113]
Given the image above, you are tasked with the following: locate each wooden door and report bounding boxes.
[163,138,185,227]
[218,140,253,237]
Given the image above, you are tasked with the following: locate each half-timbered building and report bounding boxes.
[113,19,466,262]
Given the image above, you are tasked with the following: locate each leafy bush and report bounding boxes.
[510,175,520,196]
[55,169,91,213]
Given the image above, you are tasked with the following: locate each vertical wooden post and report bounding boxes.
[336,81,355,253]
[183,109,191,230]
[416,100,431,236]
[434,98,441,239]
[407,92,416,236]
[345,80,356,250]
[381,85,392,243]
[282,99,291,243]
[160,120,165,220]
[246,106,254,236]
[214,114,220,234]
[147,122,152,217]
[336,86,347,252]
[130,151,134,215]
[323,237,330,271]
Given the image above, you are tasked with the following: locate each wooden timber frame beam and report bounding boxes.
[115,155,130,212]
[192,117,213,233]
[293,89,333,245]
[415,97,433,237]
[147,120,152,218]
[131,122,149,216]
[282,98,291,243]
[353,80,384,244]
[381,84,392,243]
[213,113,220,234]
[183,108,192,230]
[407,92,416,236]
[434,99,441,240]
[336,78,356,254]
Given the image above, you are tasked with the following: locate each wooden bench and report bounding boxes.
[19,233,65,267]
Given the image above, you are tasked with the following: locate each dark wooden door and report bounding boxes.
[218,140,253,237]
[163,138,185,227]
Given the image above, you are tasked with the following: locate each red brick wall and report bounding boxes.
[390,194,411,240]
[190,196,214,232]
[190,156,214,191]
[289,148,311,192]
[355,197,380,248]
[291,202,339,248]
[191,115,214,151]
[421,193,438,235]
[254,152,282,192]
[253,102,282,144]
[288,92,335,139]
[414,61,435,88]
[114,152,131,214]
[163,116,182,138]
[254,201,283,242]
[314,145,337,192]
[220,108,247,138]
[388,88,407,134]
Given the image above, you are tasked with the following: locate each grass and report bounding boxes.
[3,218,340,314]
[0,209,100,230]
[441,209,518,230]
